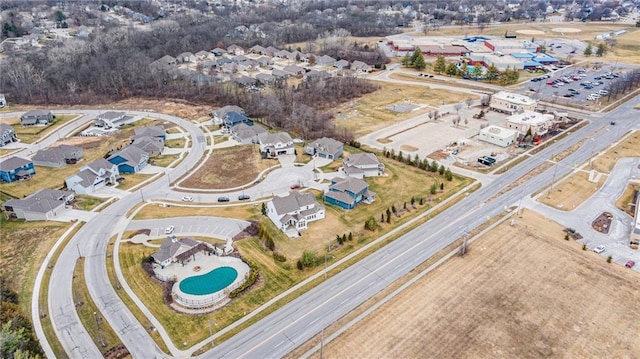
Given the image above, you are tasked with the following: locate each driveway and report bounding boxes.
[49,208,99,223]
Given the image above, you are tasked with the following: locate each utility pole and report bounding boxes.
[76,243,82,258]
[547,158,559,199]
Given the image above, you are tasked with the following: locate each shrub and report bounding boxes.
[564,234,570,241]
[364,216,377,231]
[296,259,303,270]
[162,280,175,304]
[142,262,155,277]
[229,258,259,298]
[272,252,287,262]
[301,250,316,267]
[265,236,275,251]
[348,232,353,241]
[607,256,612,263]
[582,244,587,251]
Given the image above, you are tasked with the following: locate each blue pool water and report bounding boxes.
[179,266,238,295]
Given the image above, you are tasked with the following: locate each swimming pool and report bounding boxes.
[179,266,238,296]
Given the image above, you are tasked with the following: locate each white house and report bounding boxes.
[478,125,518,147]
[259,132,295,157]
[96,111,127,128]
[266,190,325,235]
[343,153,385,178]
[489,91,537,114]
[65,158,120,195]
[505,110,554,136]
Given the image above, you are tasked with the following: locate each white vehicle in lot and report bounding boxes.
[593,245,606,254]
[598,90,609,95]
[181,196,193,202]
[164,225,175,234]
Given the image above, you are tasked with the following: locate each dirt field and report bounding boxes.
[313,209,640,358]
[180,146,274,189]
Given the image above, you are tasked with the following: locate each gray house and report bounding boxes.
[305,137,344,160]
[95,111,126,129]
[65,159,119,195]
[317,55,337,67]
[3,189,74,221]
[212,105,245,125]
[0,123,18,147]
[229,123,267,144]
[32,144,83,167]
[20,110,53,126]
[132,136,164,157]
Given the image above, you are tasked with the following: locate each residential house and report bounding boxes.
[227,44,245,56]
[32,144,83,167]
[131,136,164,157]
[20,110,53,126]
[248,45,266,54]
[229,123,267,144]
[259,132,295,157]
[108,146,149,174]
[220,62,238,74]
[266,190,325,235]
[334,59,350,70]
[305,137,343,160]
[234,75,256,87]
[150,55,177,70]
[0,156,35,182]
[65,159,119,195]
[211,48,227,56]
[324,177,375,210]
[255,73,276,85]
[201,59,218,70]
[151,236,208,268]
[271,69,290,80]
[231,55,249,63]
[343,153,385,178]
[223,111,253,128]
[256,56,273,67]
[212,105,245,125]
[133,125,166,140]
[489,91,537,114]
[3,189,74,221]
[304,70,331,81]
[176,52,195,63]
[275,50,291,59]
[288,51,307,63]
[95,111,127,129]
[195,50,211,60]
[0,123,18,147]
[264,46,279,57]
[317,54,337,67]
[351,60,373,73]
[283,65,305,77]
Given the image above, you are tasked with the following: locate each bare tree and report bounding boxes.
[454,103,463,113]
[465,97,473,108]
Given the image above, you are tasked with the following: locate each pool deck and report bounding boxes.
[155,252,249,310]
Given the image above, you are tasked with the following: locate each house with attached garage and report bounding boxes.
[32,144,83,167]
[259,132,295,158]
[176,52,195,63]
[226,44,245,56]
[351,60,373,73]
[334,59,350,70]
[20,110,53,126]
[65,159,119,195]
[108,146,149,174]
[316,54,337,67]
[267,190,325,236]
[133,125,166,140]
[131,136,164,157]
[223,111,254,129]
[212,105,245,125]
[95,111,127,129]
[0,156,35,182]
[343,153,385,178]
[305,137,343,160]
[283,65,305,77]
[324,177,375,210]
[229,123,267,144]
[3,189,74,221]
[0,123,18,147]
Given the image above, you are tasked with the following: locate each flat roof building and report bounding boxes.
[478,125,518,147]
[490,91,537,114]
[505,111,554,136]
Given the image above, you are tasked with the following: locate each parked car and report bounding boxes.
[598,90,609,95]
[593,245,606,254]
[238,194,250,201]
[625,260,635,268]
[164,225,175,234]
[181,196,193,202]
[290,184,301,190]
[217,196,230,202]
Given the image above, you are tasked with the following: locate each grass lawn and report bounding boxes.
[122,152,472,348]
[116,173,155,191]
[72,258,125,354]
[165,138,186,148]
[2,114,81,144]
[212,135,229,145]
[0,148,18,156]
[165,127,182,135]
[539,170,606,210]
[334,81,474,137]
[616,183,638,216]
[591,131,640,173]
[149,154,181,168]
[74,195,108,211]
[180,146,275,189]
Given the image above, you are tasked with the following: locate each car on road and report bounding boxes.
[164,225,175,234]
[290,184,301,190]
[238,194,250,201]
[593,245,606,254]
[610,121,616,125]
[625,260,635,268]
[181,196,193,202]
[217,196,230,202]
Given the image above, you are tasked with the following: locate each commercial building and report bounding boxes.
[489,91,537,114]
[478,125,518,147]
[505,111,554,136]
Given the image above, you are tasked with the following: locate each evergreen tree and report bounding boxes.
[584,43,593,56]
[596,43,606,56]
[433,55,447,74]
[472,63,484,80]
[438,164,445,175]
[487,64,499,82]
[446,62,459,77]
[414,51,426,70]
[445,168,453,181]
[401,52,413,66]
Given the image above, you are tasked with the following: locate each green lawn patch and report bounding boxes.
[74,195,107,211]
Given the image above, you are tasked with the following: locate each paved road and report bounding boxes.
[197,96,640,358]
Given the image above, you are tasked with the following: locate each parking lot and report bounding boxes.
[518,63,636,107]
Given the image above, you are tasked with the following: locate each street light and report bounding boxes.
[208,320,217,349]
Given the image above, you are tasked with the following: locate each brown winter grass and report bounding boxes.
[591,131,640,173]
[616,183,638,216]
[309,209,640,358]
[1,114,80,144]
[538,170,606,210]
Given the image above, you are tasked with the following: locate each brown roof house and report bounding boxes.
[266,190,325,236]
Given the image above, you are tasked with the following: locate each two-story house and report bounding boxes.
[267,191,325,235]
[212,105,245,125]
[20,110,53,126]
[0,123,18,147]
[32,144,83,167]
[305,137,344,160]
[324,177,376,210]
[229,123,267,144]
[108,146,149,174]
[65,159,120,195]
[343,153,385,178]
[259,132,295,158]
[223,111,253,129]
[0,156,35,182]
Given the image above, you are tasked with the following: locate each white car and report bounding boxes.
[164,225,175,234]
[598,90,609,95]
[593,245,605,254]
[181,196,193,202]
